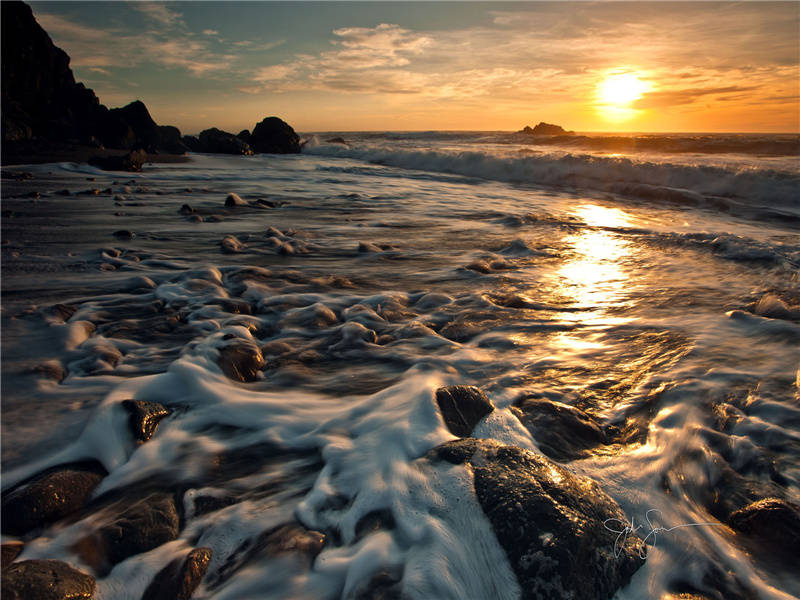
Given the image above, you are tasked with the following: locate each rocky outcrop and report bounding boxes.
[158,125,189,154]
[519,122,574,135]
[1,560,96,600]
[217,340,264,381]
[1,542,24,568]
[428,438,644,600]
[250,117,301,154]
[728,497,800,556]
[1,462,107,536]
[198,128,253,155]
[142,547,212,600]
[237,129,252,144]
[435,385,495,437]
[88,149,147,172]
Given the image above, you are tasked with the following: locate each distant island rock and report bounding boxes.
[519,122,575,135]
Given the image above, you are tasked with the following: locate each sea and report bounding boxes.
[2,130,799,599]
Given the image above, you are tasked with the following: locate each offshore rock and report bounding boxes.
[198,128,253,155]
[1,462,106,536]
[435,385,495,437]
[519,122,574,135]
[1,560,96,600]
[428,438,644,600]
[142,547,212,600]
[250,116,301,154]
[121,399,170,443]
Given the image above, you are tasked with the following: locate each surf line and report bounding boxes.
[604,509,723,559]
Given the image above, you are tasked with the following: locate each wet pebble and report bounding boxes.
[121,399,171,443]
[112,230,134,239]
[435,385,495,437]
[1,559,96,600]
[141,547,212,600]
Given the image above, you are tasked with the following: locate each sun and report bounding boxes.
[598,72,649,106]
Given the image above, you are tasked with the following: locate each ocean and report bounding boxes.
[2,131,799,599]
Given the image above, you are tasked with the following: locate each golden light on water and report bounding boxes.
[596,71,651,122]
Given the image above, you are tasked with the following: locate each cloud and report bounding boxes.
[131,2,184,28]
[633,86,757,110]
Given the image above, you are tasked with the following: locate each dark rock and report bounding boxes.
[519,122,574,135]
[198,128,253,155]
[74,493,179,575]
[1,559,96,600]
[351,568,403,600]
[121,399,170,443]
[511,397,607,461]
[236,129,251,144]
[181,135,202,152]
[250,117,300,154]
[326,137,347,145]
[88,149,147,172]
[728,497,800,555]
[158,125,189,154]
[47,303,77,321]
[1,463,106,536]
[218,341,264,382]
[260,523,326,557]
[1,541,24,568]
[220,235,244,253]
[428,438,644,600]
[224,192,248,207]
[179,203,195,215]
[358,241,382,253]
[435,386,494,437]
[105,101,159,150]
[142,547,211,600]
[31,360,67,381]
[112,229,135,239]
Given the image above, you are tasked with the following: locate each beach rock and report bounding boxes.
[1,560,96,600]
[198,128,253,155]
[179,203,195,215]
[326,137,347,145]
[728,497,800,555]
[220,235,244,253]
[427,438,644,600]
[158,125,189,154]
[113,229,135,239]
[74,493,179,574]
[1,462,106,536]
[1,541,24,568]
[351,569,403,600]
[105,100,160,150]
[32,359,67,381]
[88,149,147,172]
[358,241,383,253]
[121,399,170,443]
[225,192,248,207]
[519,122,574,135]
[250,117,301,154]
[181,135,202,152]
[511,397,607,461]
[435,385,495,437]
[218,340,264,382]
[141,547,212,600]
[260,523,326,559]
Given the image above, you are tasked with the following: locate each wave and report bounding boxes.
[303,139,800,215]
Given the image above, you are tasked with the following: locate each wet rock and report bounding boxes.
[260,523,326,558]
[220,235,244,253]
[1,560,96,600]
[121,399,170,443]
[198,128,253,155]
[728,497,800,555]
[511,397,607,461]
[435,385,495,437]
[358,241,382,253]
[218,341,264,382]
[74,493,179,575]
[112,229,134,239]
[1,541,24,568]
[326,136,347,145]
[250,116,301,154]
[47,303,77,322]
[224,192,247,207]
[141,547,212,600]
[351,569,403,600]
[428,438,644,600]
[1,463,106,536]
[31,359,67,381]
[179,203,195,215]
[88,149,147,172]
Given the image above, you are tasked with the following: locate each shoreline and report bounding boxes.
[1,141,191,167]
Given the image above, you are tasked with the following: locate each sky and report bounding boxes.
[29,1,800,134]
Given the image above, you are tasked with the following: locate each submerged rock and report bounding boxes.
[1,462,106,536]
[224,192,248,207]
[74,493,179,575]
[220,235,244,253]
[250,117,301,154]
[1,560,96,600]
[511,397,607,461]
[142,547,212,600]
[217,341,264,382]
[428,438,644,600]
[121,399,170,443]
[435,385,495,437]
[728,497,800,555]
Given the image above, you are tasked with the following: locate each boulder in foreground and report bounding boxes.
[1,559,96,600]
[250,116,301,154]
[142,547,212,600]
[428,438,644,600]
[88,149,147,172]
[435,385,494,437]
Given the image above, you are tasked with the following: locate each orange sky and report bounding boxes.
[31,2,800,133]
